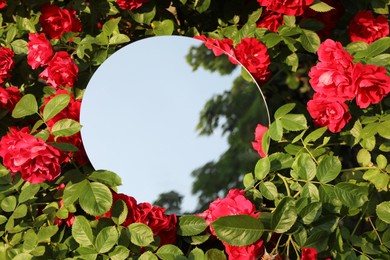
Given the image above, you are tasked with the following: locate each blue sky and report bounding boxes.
[80,36,243,212]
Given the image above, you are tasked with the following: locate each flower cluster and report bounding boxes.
[252,123,268,157]
[0,127,65,183]
[307,39,390,132]
[0,47,15,84]
[0,86,20,111]
[257,0,314,16]
[195,36,271,84]
[348,10,389,44]
[116,0,149,10]
[102,192,177,246]
[198,189,264,259]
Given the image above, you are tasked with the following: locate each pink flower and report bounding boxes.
[194,35,238,64]
[352,63,390,108]
[256,9,284,32]
[0,47,14,84]
[27,33,54,69]
[39,51,78,89]
[307,93,351,133]
[234,38,271,84]
[116,0,149,10]
[39,4,82,39]
[348,10,389,44]
[224,239,264,260]
[257,0,315,16]
[301,247,318,260]
[0,86,21,111]
[252,124,268,157]
[0,127,65,183]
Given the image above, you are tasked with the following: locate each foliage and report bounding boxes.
[0,0,389,259]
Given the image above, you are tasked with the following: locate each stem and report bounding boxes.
[340,166,377,172]
[277,174,291,197]
[368,217,382,245]
[301,138,318,165]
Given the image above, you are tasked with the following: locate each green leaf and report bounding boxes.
[79,181,113,216]
[11,39,28,55]
[63,180,88,208]
[280,114,307,131]
[291,153,316,180]
[1,196,17,212]
[304,127,327,144]
[205,249,226,260]
[128,223,154,247]
[42,94,70,122]
[254,157,270,180]
[316,156,342,183]
[156,245,184,260]
[269,153,294,171]
[271,197,297,233]
[95,226,118,253]
[283,15,296,27]
[129,2,156,25]
[334,183,368,208]
[274,103,296,119]
[37,226,58,243]
[299,202,322,225]
[363,169,389,191]
[299,29,320,53]
[139,251,158,260]
[263,33,282,48]
[12,204,27,219]
[285,52,299,72]
[12,94,38,118]
[309,1,335,12]
[109,34,131,45]
[189,248,205,260]
[195,0,211,13]
[360,37,390,58]
[212,215,263,246]
[378,120,390,139]
[269,119,283,141]
[72,216,94,246]
[346,41,369,55]
[357,148,371,167]
[23,229,38,252]
[178,215,208,236]
[376,154,387,169]
[51,119,82,138]
[76,247,97,259]
[111,199,128,226]
[102,17,121,36]
[184,233,210,245]
[108,246,130,260]
[19,184,40,203]
[88,170,122,188]
[367,53,390,66]
[303,230,329,252]
[153,20,174,36]
[259,181,278,200]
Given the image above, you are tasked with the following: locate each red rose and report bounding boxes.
[317,39,354,69]
[106,192,141,226]
[39,4,82,39]
[252,123,268,157]
[257,0,315,16]
[137,202,177,246]
[54,199,75,227]
[0,47,15,84]
[0,127,65,183]
[352,63,390,109]
[198,189,259,235]
[194,35,238,64]
[308,62,355,101]
[301,247,318,260]
[0,86,21,111]
[0,0,6,9]
[39,51,78,89]
[116,0,149,10]
[302,0,344,39]
[307,93,351,133]
[256,9,284,32]
[234,38,271,84]
[27,33,54,69]
[348,10,389,44]
[224,239,264,260]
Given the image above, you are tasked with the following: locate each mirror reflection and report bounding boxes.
[80,36,269,213]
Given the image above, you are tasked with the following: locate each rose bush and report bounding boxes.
[0,0,388,259]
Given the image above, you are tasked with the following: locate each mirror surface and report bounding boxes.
[80,36,269,212]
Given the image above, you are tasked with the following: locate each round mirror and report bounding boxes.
[80,36,269,213]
